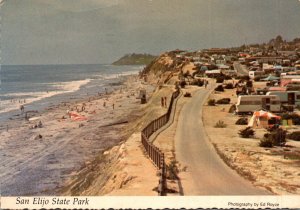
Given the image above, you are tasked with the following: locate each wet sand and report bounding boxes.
[0,75,155,196]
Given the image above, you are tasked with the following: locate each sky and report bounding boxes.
[1,0,300,65]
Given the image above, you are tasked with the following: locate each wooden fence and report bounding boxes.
[141,89,180,195]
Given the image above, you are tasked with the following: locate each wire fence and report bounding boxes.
[141,88,180,196]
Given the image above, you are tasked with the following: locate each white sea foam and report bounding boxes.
[0,78,91,114]
[96,69,140,80]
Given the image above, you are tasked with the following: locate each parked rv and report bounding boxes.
[266,91,300,106]
[235,95,281,114]
[249,71,265,79]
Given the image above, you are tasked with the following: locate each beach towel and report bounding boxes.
[68,112,87,121]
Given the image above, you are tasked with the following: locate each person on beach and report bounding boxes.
[112,103,115,110]
[20,105,24,114]
[38,121,43,128]
[81,103,86,112]
[103,101,106,107]
[161,97,164,107]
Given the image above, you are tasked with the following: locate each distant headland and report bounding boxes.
[112,53,157,65]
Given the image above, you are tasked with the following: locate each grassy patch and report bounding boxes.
[214,120,227,128]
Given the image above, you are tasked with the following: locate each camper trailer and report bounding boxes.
[266,91,300,106]
[236,95,281,114]
[249,71,265,79]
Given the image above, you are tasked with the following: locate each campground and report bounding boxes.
[203,79,300,194]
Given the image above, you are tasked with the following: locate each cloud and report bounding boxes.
[40,0,121,13]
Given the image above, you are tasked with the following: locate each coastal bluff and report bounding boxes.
[112,53,157,65]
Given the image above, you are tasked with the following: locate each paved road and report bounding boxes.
[175,87,270,195]
[234,61,249,76]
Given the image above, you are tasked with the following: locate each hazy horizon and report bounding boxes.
[1,0,300,65]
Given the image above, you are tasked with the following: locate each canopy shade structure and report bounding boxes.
[254,110,281,119]
[248,110,281,128]
[261,75,280,81]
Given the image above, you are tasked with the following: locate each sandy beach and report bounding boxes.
[0,74,157,195]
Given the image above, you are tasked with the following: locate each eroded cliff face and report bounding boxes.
[141,51,195,85]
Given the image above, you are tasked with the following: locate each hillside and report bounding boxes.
[112,53,157,65]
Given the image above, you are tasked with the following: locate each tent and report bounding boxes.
[261,75,280,81]
[248,110,281,128]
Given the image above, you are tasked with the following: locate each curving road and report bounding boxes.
[234,61,249,76]
[175,87,270,195]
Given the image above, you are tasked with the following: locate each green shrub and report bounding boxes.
[216,98,231,104]
[208,99,216,106]
[287,131,300,141]
[259,138,273,147]
[238,127,255,138]
[215,85,224,92]
[254,76,261,81]
[246,80,253,88]
[261,128,287,147]
[216,77,224,83]
[167,159,179,180]
[214,120,227,128]
[280,113,300,125]
[224,83,234,89]
[179,80,187,88]
[190,79,204,86]
[236,75,250,80]
[183,70,190,78]
[224,75,232,80]
[228,104,236,113]
[236,117,248,125]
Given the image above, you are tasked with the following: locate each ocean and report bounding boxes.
[0,64,142,121]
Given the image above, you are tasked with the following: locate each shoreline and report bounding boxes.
[0,74,156,196]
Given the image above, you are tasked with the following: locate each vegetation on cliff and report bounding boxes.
[112,53,157,65]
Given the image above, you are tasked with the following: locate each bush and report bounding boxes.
[224,75,232,80]
[236,117,248,125]
[214,85,224,92]
[216,98,231,104]
[238,127,255,138]
[184,92,191,97]
[260,128,287,147]
[228,104,236,113]
[259,138,273,148]
[224,83,234,89]
[280,113,300,125]
[208,99,216,106]
[287,131,300,141]
[246,80,253,88]
[190,79,204,86]
[235,75,250,80]
[183,70,190,78]
[179,80,187,88]
[216,77,224,83]
[167,159,179,180]
[254,76,261,81]
[214,120,227,128]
